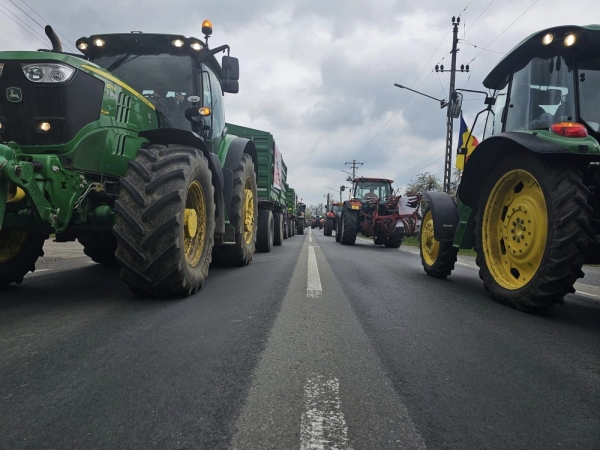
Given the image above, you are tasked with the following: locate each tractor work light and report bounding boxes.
[77,42,88,50]
[190,42,203,51]
[172,39,185,48]
[542,33,554,45]
[198,107,211,116]
[39,122,51,132]
[21,63,75,83]
[550,122,588,138]
[202,20,213,36]
[564,33,576,46]
[93,38,105,47]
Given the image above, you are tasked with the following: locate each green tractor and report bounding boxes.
[420,25,600,310]
[0,23,259,296]
[296,202,306,235]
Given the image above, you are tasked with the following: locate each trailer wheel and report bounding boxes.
[283,217,288,240]
[384,228,404,248]
[340,208,358,245]
[475,155,592,309]
[114,144,215,297]
[274,212,284,246]
[0,229,46,288]
[78,231,117,265]
[419,206,458,278]
[256,210,274,252]
[324,218,333,236]
[212,154,257,266]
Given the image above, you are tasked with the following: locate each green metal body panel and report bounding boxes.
[225,123,287,209]
[286,187,297,218]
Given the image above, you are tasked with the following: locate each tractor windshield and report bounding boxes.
[92,53,195,130]
[332,205,343,214]
[354,182,391,201]
[578,56,600,133]
[505,56,576,132]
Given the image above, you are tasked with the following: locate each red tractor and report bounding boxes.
[338,178,419,247]
[324,202,343,237]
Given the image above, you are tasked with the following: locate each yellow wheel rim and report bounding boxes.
[184,181,207,267]
[243,177,255,245]
[421,210,440,266]
[0,229,28,263]
[482,169,547,290]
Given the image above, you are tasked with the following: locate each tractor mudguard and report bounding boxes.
[222,137,258,219]
[459,132,570,208]
[423,191,458,242]
[343,199,361,211]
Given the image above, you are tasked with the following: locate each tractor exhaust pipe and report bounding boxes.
[44,25,62,53]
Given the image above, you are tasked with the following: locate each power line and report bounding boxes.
[13,0,78,51]
[465,0,495,34]
[0,7,47,46]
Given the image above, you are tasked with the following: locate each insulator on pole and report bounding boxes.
[461,64,464,72]
[440,64,444,72]
[466,64,470,72]
[435,65,439,72]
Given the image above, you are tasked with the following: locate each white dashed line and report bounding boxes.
[307,246,322,298]
[456,262,472,267]
[576,290,600,299]
[309,228,313,242]
[300,375,349,450]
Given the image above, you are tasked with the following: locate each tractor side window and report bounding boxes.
[505,56,576,132]
[201,71,212,130]
[207,68,225,138]
[484,83,508,138]
[578,56,600,133]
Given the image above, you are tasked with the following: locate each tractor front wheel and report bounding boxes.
[385,227,404,248]
[212,154,257,266]
[324,218,333,236]
[419,206,458,278]
[0,229,46,288]
[340,208,358,245]
[113,144,216,297]
[475,155,592,309]
[78,231,117,265]
[373,234,385,245]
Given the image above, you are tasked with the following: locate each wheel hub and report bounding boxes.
[421,211,440,266]
[184,181,206,267]
[184,208,198,238]
[243,178,255,245]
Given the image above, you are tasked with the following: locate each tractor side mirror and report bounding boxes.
[222,80,239,94]
[222,55,239,94]
[448,91,463,119]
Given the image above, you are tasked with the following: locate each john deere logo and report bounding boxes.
[7,87,22,103]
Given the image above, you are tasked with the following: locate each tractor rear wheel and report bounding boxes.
[0,229,46,288]
[256,210,274,252]
[274,212,284,246]
[297,220,304,235]
[324,218,333,236]
[340,208,358,245]
[419,206,458,278]
[212,154,257,266]
[475,155,592,310]
[78,231,117,265]
[385,227,404,248]
[114,144,215,297]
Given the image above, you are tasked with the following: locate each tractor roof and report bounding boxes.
[353,177,393,184]
[75,33,221,72]
[483,24,600,89]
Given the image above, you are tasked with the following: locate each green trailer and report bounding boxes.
[225,123,289,251]
[0,23,259,297]
[284,184,296,237]
[420,25,600,311]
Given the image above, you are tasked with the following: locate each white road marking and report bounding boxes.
[456,262,472,267]
[28,269,51,274]
[300,375,350,450]
[309,228,313,242]
[307,246,322,298]
[576,290,600,299]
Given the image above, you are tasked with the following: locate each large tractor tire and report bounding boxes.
[297,220,304,235]
[212,154,257,267]
[0,229,46,288]
[283,217,288,240]
[419,206,458,278]
[256,209,274,252]
[78,231,117,265]
[340,208,358,245]
[475,155,592,310]
[274,212,284,246]
[335,221,341,242]
[385,227,404,248]
[113,145,216,297]
[324,218,333,236]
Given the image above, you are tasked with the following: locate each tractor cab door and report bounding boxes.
[199,64,226,152]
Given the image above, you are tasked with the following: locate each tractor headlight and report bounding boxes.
[21,63,75,83]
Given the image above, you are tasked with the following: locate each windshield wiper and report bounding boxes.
[106,54,140,72]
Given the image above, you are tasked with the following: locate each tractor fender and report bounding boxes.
[138,128,225,230]
[343,199,362,211]
[459,132,569,208]
[222,137,258,219]
[423,191,458,242]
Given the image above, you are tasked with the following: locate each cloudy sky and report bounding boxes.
[0,0,597,205]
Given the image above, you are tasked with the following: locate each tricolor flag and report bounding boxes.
[455,113,479,170]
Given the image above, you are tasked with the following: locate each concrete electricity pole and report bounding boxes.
[345,160,363,180]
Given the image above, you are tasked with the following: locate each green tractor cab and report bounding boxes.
[421,25,600,310]
[0,24,259,296]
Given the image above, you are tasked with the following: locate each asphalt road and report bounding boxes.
[1,230,598,449]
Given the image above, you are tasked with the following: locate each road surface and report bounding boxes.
[1,229,598,449]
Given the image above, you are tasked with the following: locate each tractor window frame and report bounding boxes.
[200,64,225,139]
[483,80,509,139]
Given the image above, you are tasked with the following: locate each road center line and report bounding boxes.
[309,228,313,242]
[300,375,349,450]
[456,262,472,267]
[576,290,600,299]
[307,246,322,298]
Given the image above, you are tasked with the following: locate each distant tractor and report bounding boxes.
[421,25,600,310]
[0,24,258,297]
[324,201,342,237]
[339,178,419,247]
[296,202,306,234]
[311,216,321,229]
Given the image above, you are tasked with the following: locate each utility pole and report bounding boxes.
[345,160,363,180]
[434,17,469,193]
[323,193,331,212]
